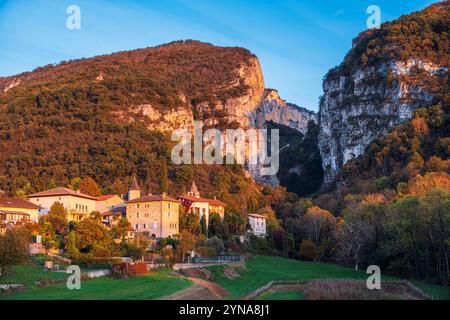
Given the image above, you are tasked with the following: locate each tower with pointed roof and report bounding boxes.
[128,176,141,201]
[187,181,200,198]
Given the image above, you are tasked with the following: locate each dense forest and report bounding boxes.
[328,1,449,78]
[267,121,323,196]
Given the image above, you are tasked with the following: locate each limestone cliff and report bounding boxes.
[253,89,317,133]
[319,59,447,184]
[318,2,449,184]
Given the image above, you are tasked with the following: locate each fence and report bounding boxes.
[244,280,303,300]
[244,279,434,300]
[190,255,245,264]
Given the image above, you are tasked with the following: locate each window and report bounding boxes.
[167,212,171,217]
[144,224,148,229]
[135,204,139,209]
[136,213,140,218]
[167,203,171,209]
[145,213,149,218]
[135,224,139,230]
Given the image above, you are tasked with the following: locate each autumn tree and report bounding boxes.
[45,201,68,236]
[74,218,113,253]
[177,230,199,262]
[110,179,128,195]
[79,177,101,197]
[301,206,336,243]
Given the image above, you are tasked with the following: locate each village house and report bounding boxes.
[96,194,126,226]
[28,187,97,221]
[0,194,39,224]
[177,181,226,227]
[248,214,267,237]
[125,177,180,238]
[96,194,125,213]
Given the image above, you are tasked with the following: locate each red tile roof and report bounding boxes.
[126,194,180,204]
[249,213,266,219]
[177,195,226,207]
[97,194,120,201]
[28,187,97,200]
[0,197,39,209]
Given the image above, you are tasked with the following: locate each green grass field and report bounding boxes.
[0,263,191,300]
[206,255,450,300]
[0,264,69,288]
[2,255,448,300]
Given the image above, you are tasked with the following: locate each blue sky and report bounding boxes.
[0,0,437,111]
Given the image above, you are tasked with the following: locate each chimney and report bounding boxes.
[77,189,80,194]
[162,192,167,199]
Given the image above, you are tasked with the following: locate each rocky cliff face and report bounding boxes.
[253,89,317,133]
[318,2,449,185]
[192,56,266,130]
[319,58,447,184]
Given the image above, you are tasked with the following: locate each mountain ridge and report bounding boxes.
[318,1,449,184]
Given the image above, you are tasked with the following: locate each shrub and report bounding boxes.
[299,240,318,261]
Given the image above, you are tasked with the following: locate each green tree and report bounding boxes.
[385,196,425,277]
[64,231,80,259]
[0,227,30,274]
[199,214,207,236]
[68,177,81,191]
[180,208,200,235]
[160,158,169,193]
[208,213,229,239]
[224,212,247,235]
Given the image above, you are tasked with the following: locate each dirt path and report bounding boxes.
[163,273,229,300]
[165,284,217,300]
[186,277,228,299]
